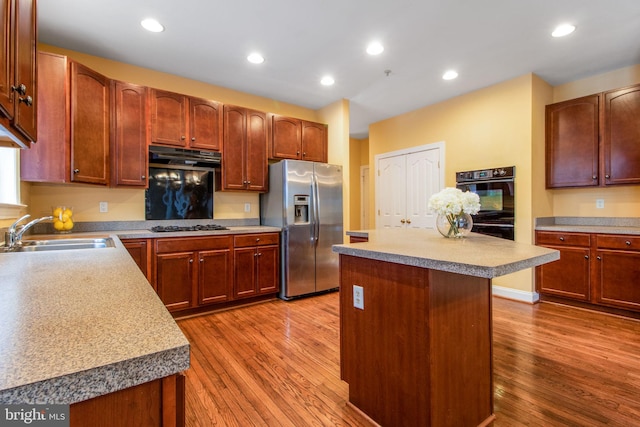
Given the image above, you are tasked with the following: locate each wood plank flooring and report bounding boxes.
[177,292,640,426]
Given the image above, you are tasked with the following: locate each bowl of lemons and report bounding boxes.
[52,206,74,233]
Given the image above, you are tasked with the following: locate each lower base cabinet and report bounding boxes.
[536,231,640,314]
[121,238,152,284]
[70,373,185,427]
[233,233,279,299]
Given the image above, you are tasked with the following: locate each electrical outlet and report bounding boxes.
[99,202,108,213]
[244,203,251,213]
[596,199,605,209]
[353,285,364,310]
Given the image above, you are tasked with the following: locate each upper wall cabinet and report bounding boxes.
[150,88,222,151]
[0,0,37,147]
[21,54,112,186]
[111,81,148,187]
[545,83,640,188]
[270,114,327,163]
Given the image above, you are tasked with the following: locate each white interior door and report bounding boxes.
[375,142,444,229]
[377,155,406,228]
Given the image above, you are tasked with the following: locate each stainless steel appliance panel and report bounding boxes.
[261,160,343,299]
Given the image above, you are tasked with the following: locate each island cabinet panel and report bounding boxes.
[70,373,185,427]
[339,255,494,427]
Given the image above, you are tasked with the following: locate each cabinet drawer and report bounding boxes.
[596,234,640,251]
[234,233,279,248]
[156,236,232,253]
[536,231,590,247]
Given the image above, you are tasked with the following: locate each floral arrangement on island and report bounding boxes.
[428,187,481,238]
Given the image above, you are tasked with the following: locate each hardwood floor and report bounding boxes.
[177,292,640,426]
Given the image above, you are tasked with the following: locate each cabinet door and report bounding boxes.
[301,120,327,163]
[545,95,599,188]
[245,109,268,191]
[156,252,196,312]
[0,0,13,118]
[70,62,110,185]
[199,248,233,305]
[122,238,151,284]
[11,0,36,141]
[271,115,301,159]
[256,245,278,294]
[234,247,257,298]
[150,89,187,147]
[535,246,591,301]
[595,249,640,311]
[20,52,69,182]
[112,81,148,187]
[222,105,246,190]
[603,84,640,185]
[189,97,222,151]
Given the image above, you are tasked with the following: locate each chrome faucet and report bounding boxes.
[3,214,54,250]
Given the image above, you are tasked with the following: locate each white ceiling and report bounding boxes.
[37,0,640,139]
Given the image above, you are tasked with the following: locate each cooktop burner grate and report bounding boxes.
[150,224,229,232]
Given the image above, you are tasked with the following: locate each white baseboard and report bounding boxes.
[492,285,539,304]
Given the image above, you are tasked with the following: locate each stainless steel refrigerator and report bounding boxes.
[260,160,343,300]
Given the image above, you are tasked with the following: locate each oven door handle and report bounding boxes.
[457,178,514,185]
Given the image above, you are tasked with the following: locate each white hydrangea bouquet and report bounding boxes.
[428,187,481,238]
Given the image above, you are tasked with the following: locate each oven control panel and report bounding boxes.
[456,166,515,182]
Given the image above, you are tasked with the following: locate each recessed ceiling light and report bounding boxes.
[141,18,164,33]
[247,53,265,64]
[366,42,384,56]
[442,70,458,80]
[320,76,335,86]
[552,24,576,37]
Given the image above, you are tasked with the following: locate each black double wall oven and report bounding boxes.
[456,166,515,240]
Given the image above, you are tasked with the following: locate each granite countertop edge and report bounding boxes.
[534,216,640,235]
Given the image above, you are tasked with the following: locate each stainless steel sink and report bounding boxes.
[6,237,116,252]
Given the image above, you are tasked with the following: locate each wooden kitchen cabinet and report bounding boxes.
[233,233,279,299]
[537,231,640,316]
[20,51,69,182]
[150,88,222,151]
[545,83,640,188]
[535,231,591,301]
[271,114,327,162]
[221,105,268,192]
[121,238,152,284]
[70,61,110,185]
[594,234,640,311]
[111,80,148,187]
[155,236,233,312]
[602,84,640,185]
[0,0,37,147]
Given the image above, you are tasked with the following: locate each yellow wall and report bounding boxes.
[549,64,640,217]
[23,44,349,222]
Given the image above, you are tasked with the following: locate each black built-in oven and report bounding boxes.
[456,166,515,240]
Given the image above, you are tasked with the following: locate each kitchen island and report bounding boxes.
[0,235,190,426]
[333,229,559,427]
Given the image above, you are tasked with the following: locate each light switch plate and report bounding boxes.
[99,202,108,213]
[244,203,251,212]
[353,285,364,310]
[596,199,604,209]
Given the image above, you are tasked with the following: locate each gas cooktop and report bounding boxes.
[150,224,229,232]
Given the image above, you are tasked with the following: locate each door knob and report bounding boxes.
[11,84,26,95]
[406,219,411,224]
[400,219,406,224]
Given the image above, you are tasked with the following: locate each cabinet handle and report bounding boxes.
[189,259,194,263]
[191,137,196,142]
[597,256,601,260]
[141,175,146,179]
[199,258,204,262]
[296,151,300,155]
[257,252,262,256]
[605,174,610,179]
[303,152,306,157]
[11,84,26,95]
[254,253,258,257]
[18,96,33,106]
[559,236,564,241]
[626,241,631,246]
[255,238,260,242]
[592,175,597,180]
[73,169,80,174]
[584,255,589,259]
[246,180,251,185]
[181,136,186,140]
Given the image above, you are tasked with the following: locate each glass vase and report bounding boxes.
[436,212,473,238]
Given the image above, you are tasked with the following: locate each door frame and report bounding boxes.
[374,141,445,229]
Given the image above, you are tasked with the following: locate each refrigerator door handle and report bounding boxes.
[312,174,320,246]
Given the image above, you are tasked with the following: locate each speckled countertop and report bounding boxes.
[336,229,559,279]
[0,224,280,405]
[535,217,640,235]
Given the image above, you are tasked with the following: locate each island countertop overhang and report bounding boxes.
[335,229,559,279]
